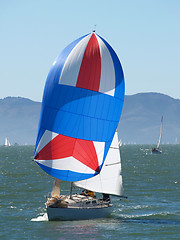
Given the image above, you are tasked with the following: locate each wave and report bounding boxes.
[114,211,180,225]
[31,213,48,222]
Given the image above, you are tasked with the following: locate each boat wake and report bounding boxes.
[31,213,48,222]
[115,211,180,225]
[120,212,176,218]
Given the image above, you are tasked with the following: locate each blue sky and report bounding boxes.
[0,0,179,101]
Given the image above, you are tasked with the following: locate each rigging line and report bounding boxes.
[110,146,119,149]
[105,162,120,166]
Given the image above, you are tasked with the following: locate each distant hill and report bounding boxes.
[0,93,180,145]
[118,92,180,144]
[0,97,41,145]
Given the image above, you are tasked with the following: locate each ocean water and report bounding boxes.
[0,144,180,240]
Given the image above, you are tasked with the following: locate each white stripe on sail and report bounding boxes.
[93,141,105,167]
[96,35,115,96]
[59,34,91,86]
[35,156,96,175]
[35,130,58,156]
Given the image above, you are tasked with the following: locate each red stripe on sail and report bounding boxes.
[76,33,101,92]
[35,134,99,172]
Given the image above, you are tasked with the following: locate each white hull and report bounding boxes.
[46,194,113,221]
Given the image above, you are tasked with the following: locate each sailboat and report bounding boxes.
[4,137,11,147]
[152,116,163,154]
[118,139,122,147]
[34,32,125,221]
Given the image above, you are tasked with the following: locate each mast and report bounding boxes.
[70,182,73,199]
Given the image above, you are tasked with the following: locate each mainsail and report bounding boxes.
[34,32,125,184]
[74,131,123,196]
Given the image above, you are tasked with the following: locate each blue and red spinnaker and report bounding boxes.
[34,32,125,182]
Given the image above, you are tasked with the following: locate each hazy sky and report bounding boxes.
[0,0,179,101]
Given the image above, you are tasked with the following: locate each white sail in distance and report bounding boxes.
[157,116,163,149]
[4,137,11,147]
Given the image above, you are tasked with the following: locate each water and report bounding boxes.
[0,145,180,239]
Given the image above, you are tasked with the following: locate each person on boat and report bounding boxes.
[103,193,110,202]
[81,189,96,198]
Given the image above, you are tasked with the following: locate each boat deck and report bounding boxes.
[46,194,111,209]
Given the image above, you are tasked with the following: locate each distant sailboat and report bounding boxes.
[118,139,122,147]
[4,137,11,147]
[152,116,163,154]
[33,32,126,221]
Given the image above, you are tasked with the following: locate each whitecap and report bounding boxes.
[31,213,48,222]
